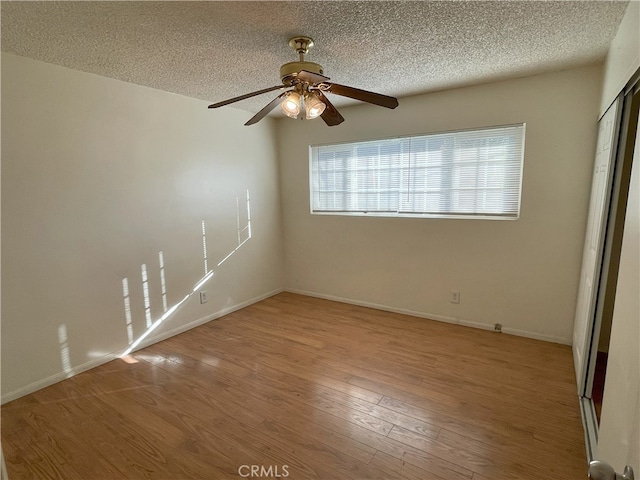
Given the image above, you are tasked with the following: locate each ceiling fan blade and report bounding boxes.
[297,70,331,84]
[244,91,291,126]
[328,83,399,109]
[208,85,286,109]
[316,91,344,126]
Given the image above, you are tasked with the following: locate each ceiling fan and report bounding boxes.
[208,36,399,126]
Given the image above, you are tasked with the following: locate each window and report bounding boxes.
[310,124,525,219]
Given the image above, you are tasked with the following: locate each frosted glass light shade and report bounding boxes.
[305,94,326,119]
[281,92,301,118]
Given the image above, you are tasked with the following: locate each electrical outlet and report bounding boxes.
[199,291,208,304]
[451,291,460,304]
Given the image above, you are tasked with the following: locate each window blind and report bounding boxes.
[310,124,525,219]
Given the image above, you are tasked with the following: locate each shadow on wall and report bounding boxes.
[56,189,253,373]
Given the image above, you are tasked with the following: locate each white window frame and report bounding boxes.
[309,124,526,220]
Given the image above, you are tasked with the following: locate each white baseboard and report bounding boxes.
[501,326,571,345]
[285,288,572,345]
[1,353,120,404]
[285,288,458,324]
[0,288,284,405]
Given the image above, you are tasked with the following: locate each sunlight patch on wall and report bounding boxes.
[57,324,72,375]
[236,197,242,245]
[141,264,152,328]
[202,220,209,274]
[122,278,134,345]
[192,270,214,292]
[246,189,253,239]
[218,189,253,267]
[159,251,168,312]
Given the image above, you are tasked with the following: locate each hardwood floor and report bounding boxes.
[1,292,586,479]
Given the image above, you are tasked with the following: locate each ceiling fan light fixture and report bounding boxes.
[209,36,397,127]
[305,93,326,119]
[281,91,301,118]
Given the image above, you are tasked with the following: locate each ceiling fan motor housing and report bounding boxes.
[280,61,325,85]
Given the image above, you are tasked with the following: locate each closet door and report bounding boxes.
[572,97,621,395]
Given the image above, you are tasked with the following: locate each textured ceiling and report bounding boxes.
[1,1,630,116]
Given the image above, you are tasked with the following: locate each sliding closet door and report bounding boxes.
[572,97,621,396]
[597,83,640,480]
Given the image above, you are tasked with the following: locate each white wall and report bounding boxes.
[600,0,640,116]
[1,54,285,402]
[278,65,603,344]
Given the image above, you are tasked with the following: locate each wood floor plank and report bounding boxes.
[1,292,587,479]
[376,389,536,447]
[100,376,290,478]
[1,412,85,480]
[436,427,586,479]
[151,340,476,480]
[140,350,380,467]
[369,450,448,480]
[134,352,387,479]
[326,419,475,480]
[157,331,403,438]
[388,425,496,475]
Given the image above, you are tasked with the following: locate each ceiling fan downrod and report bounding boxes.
[280,36,325,86]
[289,36,314,60]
